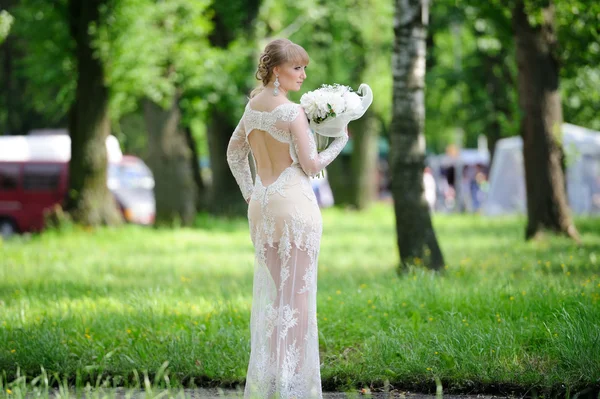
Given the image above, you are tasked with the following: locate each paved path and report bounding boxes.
[48,388,509,399]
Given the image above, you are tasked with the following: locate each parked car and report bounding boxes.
[108,155,155,225]
[0,134,155,238]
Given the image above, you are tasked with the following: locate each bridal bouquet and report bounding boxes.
[300,83,373,149]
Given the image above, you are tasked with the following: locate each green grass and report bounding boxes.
[1,204,599,396]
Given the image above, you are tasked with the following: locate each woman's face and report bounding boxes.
[274,61,307,93]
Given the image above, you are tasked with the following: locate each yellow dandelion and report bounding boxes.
[521,291,526,295]
[6,389,12,394]
[510,296,514,301]
[336,290,341,295]
[435,351,438,354]
[85,334,92,339]
[372,306,376,310]
[127,329,132,334]
[360,283,367,289]
[367,299,373,304]
[327,296,332,301]
[426,367,432,371]
[10,349,15,353]
[428,317,434,322]
[323,317,328,321]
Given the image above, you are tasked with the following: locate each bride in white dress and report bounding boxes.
[227,39,348,398]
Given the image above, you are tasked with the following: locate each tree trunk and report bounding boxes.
[326,153,352,206]
[512,0,579,241]
[66,0,122,225]
[480,51,514,164]
[349,111,379,209]
[144,98,197,226]
[184,125,206,211]
[206,109,247,214]
[391,0,444,271]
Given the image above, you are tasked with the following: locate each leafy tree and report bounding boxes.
[65,0,122,225]
[512,0,578,240]
[96,0,213,225]
[390,0,444,270]
[0,1,73,135]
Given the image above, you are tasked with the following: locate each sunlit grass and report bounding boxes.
[1,204,599,395]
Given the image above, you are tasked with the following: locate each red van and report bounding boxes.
[0,134,154,237]
[0,160,68,236]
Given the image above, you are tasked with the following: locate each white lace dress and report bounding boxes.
[227,102,348,399]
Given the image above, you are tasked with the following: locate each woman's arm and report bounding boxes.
[290,108,348,177]
[226,119,253,202]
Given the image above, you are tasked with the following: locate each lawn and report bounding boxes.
[1,204,599,396]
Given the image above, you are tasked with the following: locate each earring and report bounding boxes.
[273,75,280,96]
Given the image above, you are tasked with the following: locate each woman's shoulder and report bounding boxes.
[246,98,302,120]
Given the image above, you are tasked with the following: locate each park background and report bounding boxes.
[1,0,599,397]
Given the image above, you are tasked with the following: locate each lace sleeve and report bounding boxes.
[289,107,348,177]
[226,118,253,201]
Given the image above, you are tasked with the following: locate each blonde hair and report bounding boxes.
[250,39,309,98]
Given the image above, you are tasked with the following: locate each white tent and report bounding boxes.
[0,133,122,163]
[483,123,600,216]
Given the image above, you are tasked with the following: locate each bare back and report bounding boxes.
[247,92,294,186]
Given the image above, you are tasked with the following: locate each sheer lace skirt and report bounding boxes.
[245,165,323,399]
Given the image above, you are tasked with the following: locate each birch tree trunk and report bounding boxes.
[66,0,122,225]
[512,0,579,241]
[391,0,444,270]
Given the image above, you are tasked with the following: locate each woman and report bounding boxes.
[227,38,348,398]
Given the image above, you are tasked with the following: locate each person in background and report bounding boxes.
[423,166,436,211]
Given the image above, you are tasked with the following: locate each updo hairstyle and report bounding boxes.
[250,39,309,98]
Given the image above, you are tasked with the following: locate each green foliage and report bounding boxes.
[9,1,75,124]
[255,0,393,133]
[0,10,14,43]
[1,206,599,392]
[2,0,598,155]
[425,0,600,151]
[95,0,213,118]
